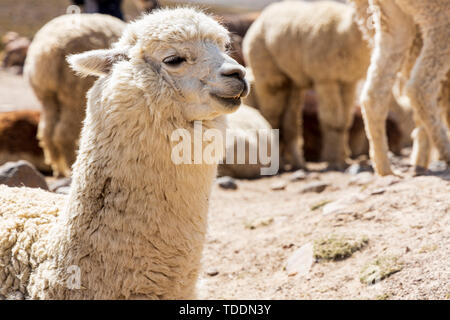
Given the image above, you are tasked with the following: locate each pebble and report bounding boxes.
[428,161,447,172]
[0,160,48,190]
[285,243,314,277]
[217,176,238,190]
[322,193,369,215]
[346,163,374,175]
[49,177,72,192]
[349,172,374,186]
[271,180,287,190]
[289,169,308,181]
[206,270,219,277]
[300,181,329,193]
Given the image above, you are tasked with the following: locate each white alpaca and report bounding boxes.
[24,14,125,177]
[0,8,248,300]
[350,0,450,175]
[243,1,372,170]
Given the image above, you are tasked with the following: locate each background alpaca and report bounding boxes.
[243,1,372,170]
[349,0,450,175]
[0,8,247,299]
[24,14,125,177]
[243,1,373,170]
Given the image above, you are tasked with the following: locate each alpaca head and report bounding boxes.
[68,8,248,122]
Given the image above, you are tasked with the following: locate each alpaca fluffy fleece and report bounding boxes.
[0,8,236,299]
[24,14,125,177]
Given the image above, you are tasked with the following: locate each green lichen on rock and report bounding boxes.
[360,255,403,285]
[375,293,391,300]
[313,234,368,261]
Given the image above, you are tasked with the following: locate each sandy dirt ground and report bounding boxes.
[0,69,40,112]
[198,160,449,300]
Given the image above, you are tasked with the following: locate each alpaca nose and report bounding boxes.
[220,64,246,80]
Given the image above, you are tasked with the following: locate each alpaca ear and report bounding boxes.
[67,48,128,77]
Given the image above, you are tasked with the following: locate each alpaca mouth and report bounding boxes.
[210,93,242,107]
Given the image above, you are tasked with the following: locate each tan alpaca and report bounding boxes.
[243,1,372,170]
[0,8,248,299]
[24,14,125,177]
[349,0,450,175]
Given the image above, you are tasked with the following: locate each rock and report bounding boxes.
[2,34,30,69]
[322,193,369,215]
[370,188,386,195]
[285,243,314,277]
[271,180,287,190]
[300,181,329,193]
[2,31,19,45]
[49,177,72,192]
[55,186,70,195]
[0,160,48,190]
[216,176,237,190]
[206,270,219,277]
[349,172,374,186]
[374,176,400,188]
[346,162,373,175]
[289,169,308,181]
[428,161,447,172]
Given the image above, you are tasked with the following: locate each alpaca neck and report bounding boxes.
[50,78,219,298]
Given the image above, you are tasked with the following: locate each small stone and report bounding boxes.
[289,169,307,181]
[370,188,386,195]
[346,163,373,175]
[349,172,374,186]
[428,161,447,172]
[206,270,219,277]
[375,176,400,187]
[216,176,237,190]
[285,243,314,277]
[322,193,368,215]
[300,181,329,193]
[271,180,287,190]
[49,177,72,192]
[0,160,48,190]
[55,186,70,195]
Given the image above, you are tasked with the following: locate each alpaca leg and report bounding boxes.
[53,101,85,176]
[411,126,431,169]
[249,45,292,169]
[36,93,62,176]
[281,87,306,170]
[404,25,450,165]
[359,0,415,175]
[315,81,352,169]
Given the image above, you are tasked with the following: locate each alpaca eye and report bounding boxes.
[163,56,186,66]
